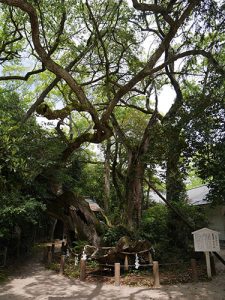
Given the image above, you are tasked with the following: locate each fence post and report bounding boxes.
[205,251,212,279]
[43,246,48,262]
[59,255,66,275]
[80,259,86,281]
[51,243,55,254]
[61,241,65,254]
[3,247,7,266]
[114,263,120,286]
[210,254,216,276]
[47,246,52,264]
[191,258,198,282]
[153,261,160,288]
[148,251,153,264]
[124,255,129,271]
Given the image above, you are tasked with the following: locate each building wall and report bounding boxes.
[206,205,225,241]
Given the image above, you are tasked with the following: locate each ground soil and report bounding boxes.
[0,248,225,299]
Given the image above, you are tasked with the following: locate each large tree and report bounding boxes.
[0,0,224,233]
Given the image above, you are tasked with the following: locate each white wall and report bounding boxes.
[207,205,225,241]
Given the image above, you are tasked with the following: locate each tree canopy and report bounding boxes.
[0,0,224,242]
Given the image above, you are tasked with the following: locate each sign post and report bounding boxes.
[205,251,211,279]
[192,228,220,279]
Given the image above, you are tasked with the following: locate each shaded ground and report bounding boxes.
[0,250,225,299]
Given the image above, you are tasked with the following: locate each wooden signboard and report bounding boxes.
[192,228,220,279]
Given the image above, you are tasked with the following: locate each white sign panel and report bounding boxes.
[192,228,220,252]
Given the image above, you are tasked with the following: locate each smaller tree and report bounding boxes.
[184,74,225,204]
[0,90,48,250]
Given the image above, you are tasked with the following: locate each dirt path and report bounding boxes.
[0,254,225,300]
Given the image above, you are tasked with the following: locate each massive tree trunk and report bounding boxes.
[111,141,125,210]
[111,112,159,230]
[125,150,145,230]
[166,127,186,202]
[165,125,187,249]
[47,191,101,247]
[103,140,111,213]
[36,171,101,247]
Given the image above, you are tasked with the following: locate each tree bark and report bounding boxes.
[103,140,111,213]
[111,141,124,205]
[166,127,186,202]
[125,150,145,230]
[46,190,101,247]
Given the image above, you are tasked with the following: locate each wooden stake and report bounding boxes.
[3,247,7,266]
[47,251,52,264]
[191,258,198,282]
[148,251,153,264]
[205,251,212,279]
[59,255,65,275]
[80,259,86,281]
[61,242,65,254]
[114,263,120,286]
[210,254,216,276]
[43,246,48,262]
[47,246,52,264]
[153,261,160,288]
[51,243,55,254]
[124,255,129,271]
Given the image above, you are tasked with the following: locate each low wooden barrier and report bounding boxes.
[45,241,209,286]
[77,259,210,286]
[77,260,160,287]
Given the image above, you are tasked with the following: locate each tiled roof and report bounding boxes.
[186,185,209,205]
[84,198,103,211]
[149,185,209,205]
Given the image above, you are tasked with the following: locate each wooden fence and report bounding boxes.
[43,242,218,286]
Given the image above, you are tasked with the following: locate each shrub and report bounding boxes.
[102,225,132,246]
[139,204,169,243]
[139,202,207,262]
